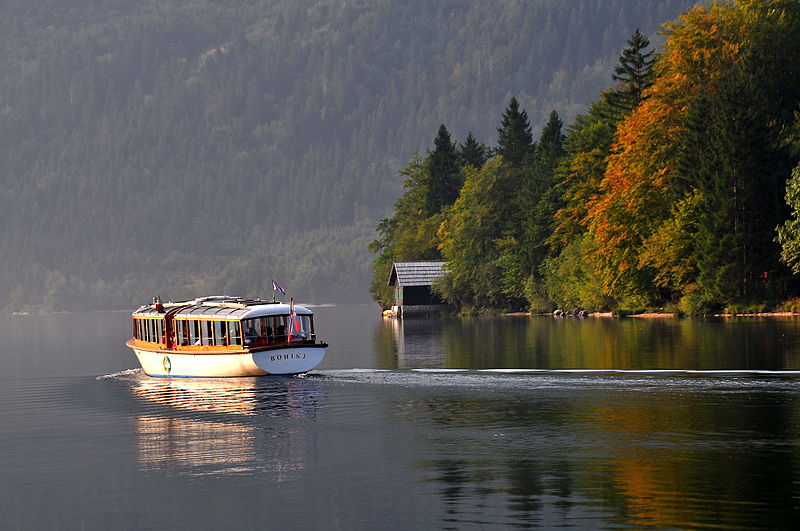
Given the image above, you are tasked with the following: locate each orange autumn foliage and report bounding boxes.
[583,1,747,297]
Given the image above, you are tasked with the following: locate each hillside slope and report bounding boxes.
[0,0,698,309]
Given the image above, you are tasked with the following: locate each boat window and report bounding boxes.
[207,321,216,345]
[300,315,312,338]
[156,320,164,344]
[257,318,269,343]
[265,316,281,340]
[176,320,188,346]
[228,321,242,345]
[213,320,226,346]
[242,318,258,346]
[274,317,287,339]
[237,315,313,345]
[288,315,313,341]
[147,319,155,342]
[188,320,200,345]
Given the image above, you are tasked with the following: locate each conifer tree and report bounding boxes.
[607,28,655,118]
[425,124,462,216]
[499,110,566,306]
[459,132,489,169]
[496,97,534,167]
[534,110,566,179]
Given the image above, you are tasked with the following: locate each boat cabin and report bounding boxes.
[131,296,316,351]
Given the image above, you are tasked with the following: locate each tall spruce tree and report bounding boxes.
[693,67,788,304]
[496,97,534,167]
[459,132,490,169]
[535,111,566,181]
[607,28,655,118]
[425,124,462,216]
[499,111,566,306]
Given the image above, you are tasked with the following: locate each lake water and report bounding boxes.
[2,306,800,529]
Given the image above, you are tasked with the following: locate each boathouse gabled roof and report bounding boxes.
[388,261,447,287]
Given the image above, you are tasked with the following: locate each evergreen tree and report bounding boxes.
[499,110,566,307]
[496,97,534,167]
[607,28,655,118]
[534,111,566,180]
[693,66,788,304]
[459,132,489,169]
[425,124,462,216]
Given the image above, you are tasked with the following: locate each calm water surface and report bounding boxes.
[1,307,800,529]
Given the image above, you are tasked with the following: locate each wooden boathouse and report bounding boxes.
[387,261,448,317]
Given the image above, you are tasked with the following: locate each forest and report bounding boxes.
[1,0,698,310]
[370,0,800,315]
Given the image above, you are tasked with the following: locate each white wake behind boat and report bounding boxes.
[126,296,327,377]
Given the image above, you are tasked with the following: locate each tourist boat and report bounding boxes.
[126,296,327,377]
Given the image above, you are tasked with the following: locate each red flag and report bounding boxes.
[288,298,299,341]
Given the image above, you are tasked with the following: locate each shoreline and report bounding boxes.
[506,311,800,318]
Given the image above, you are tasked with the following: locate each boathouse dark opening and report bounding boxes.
[387,261,448,315]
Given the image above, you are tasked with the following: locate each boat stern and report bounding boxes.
[251,344,326,375]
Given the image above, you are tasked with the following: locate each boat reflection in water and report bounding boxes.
[129,374,324,478]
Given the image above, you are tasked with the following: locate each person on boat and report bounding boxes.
[244,325,258,346]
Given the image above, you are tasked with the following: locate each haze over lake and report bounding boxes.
[2,307,799,528]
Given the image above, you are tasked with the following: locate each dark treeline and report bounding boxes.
[370,0,800,315]
[0,0,698,310]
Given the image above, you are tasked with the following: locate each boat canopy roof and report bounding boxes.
[132,296,313,320]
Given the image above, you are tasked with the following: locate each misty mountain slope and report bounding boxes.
[0,0,698,309]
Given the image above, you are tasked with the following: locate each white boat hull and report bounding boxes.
[132,345,325,377]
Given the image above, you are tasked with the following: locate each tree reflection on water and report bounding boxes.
[376,314,800,371]
[377,315,800,528]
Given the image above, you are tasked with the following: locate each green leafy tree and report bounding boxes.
[437,158,522,310]
[539,94,621,311]
[540,234,613,311]
[777,164,800,273]
[369,154,444,306]
[551,96,619,245]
